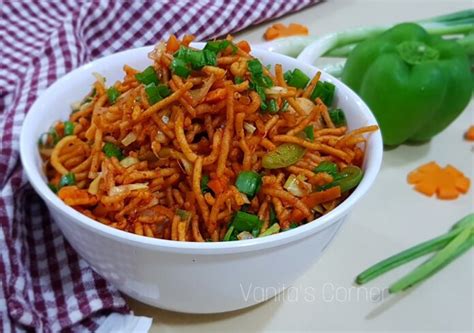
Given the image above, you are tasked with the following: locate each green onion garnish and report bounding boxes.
[268,99,278,114]
[145,83,170,105]
[235,171,262,197]
[64,121,75,136]
[259,223,281,237]
[234,76,244,84]
[232,211,262,233]
[311,81,336,106]
[204,40,236,54]
[269,205,278,225]
[107,87,120,104]
[223,225,235,241]
[200,174,210,193]
[329,108,347,127]
[59,172,76,188]
[48,183,58,193]
[103,142,123,160]
[284,68,310,89]
[280,100,289,112]
[135,66,159,85]
[289,222,298,229]
[171,58,191,78]
[303,125,314,141]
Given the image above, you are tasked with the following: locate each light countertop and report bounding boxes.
[128,0,474,331]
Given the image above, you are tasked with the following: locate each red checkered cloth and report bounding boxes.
[0,0,319,331]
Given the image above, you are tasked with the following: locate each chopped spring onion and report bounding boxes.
[237,231,254,240]
[310,81,335,106]
[135,66,159,85]
[200,174,210,193]
[119,156,139,167]
[259,223,281,237]
[247,59,274,111]
[59,172,76,188]
[283,174,312,197]
[280,100,289,112]
[314,161,338,177]
[303,125,314,141]
[176,209,191,220]
[356,216,474,285]
[284,68,310,88]
[103,142,123,160]
[174,46,217,69]
[269,205,278,225]
[264,86,288,97]
[48,183,58,193]
[268,99,278,114]
[109,183,148,196]
[64,121,74,136]
[235,171,262,197]
[329,108,347,127]
[289,222,298,229]
[121,132,137,146]
[243,122,256,135]
[88,175,101,195]
[204,40,237,54]
[262,143,305,169]
[234,76,244,84]
[223,225,235,241]
[232,211,262,233]
[107,87,120,104]
[171,58,191,77]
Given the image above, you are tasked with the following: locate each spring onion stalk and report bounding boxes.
[356,214,474,287]
[389,226,473,293]
[255,10,474,71]
[355,225,469,285]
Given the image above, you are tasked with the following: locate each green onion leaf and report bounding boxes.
[48,183,58,193]
[268,99,278,114]
[135,66,159,85]
[204,40,235,54]
[200,174,210,193]
[235,171,262,197]
[329,108,347,127]
[176,209,191,220]
[145,83,170,105]
[314,161,338,177]
[280,100,289,112]
[311,81,335,106]
[259,223,281,237]
[232,211,262,232]
[64,121,75,136]
[171,58,191,78]
[223,225,235,241]
[234,76,244,84]
[289,222,298,229]
[107,87,120,104]
[269,205,278,225]
[303,125,314,141]
[103,142,123,160]
[285,68,310,89]
[59,172,76,187]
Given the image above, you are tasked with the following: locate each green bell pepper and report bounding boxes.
[342,23,472,146]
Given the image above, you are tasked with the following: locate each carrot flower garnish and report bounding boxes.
[407,161,470,200]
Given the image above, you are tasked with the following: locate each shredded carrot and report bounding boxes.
[407,161,470,200]
[166,34,180,53]
[290,186,342,222]
[236,40,251,53]
[264,23,309,41]
[465,125,474,141]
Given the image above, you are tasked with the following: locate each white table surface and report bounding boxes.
[128,0,474,331]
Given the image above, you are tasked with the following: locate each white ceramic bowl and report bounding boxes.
[20,45,383,313]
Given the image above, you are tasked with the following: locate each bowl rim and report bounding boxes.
[19,45,383,254]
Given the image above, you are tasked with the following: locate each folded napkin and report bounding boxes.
[0,0,318,331]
